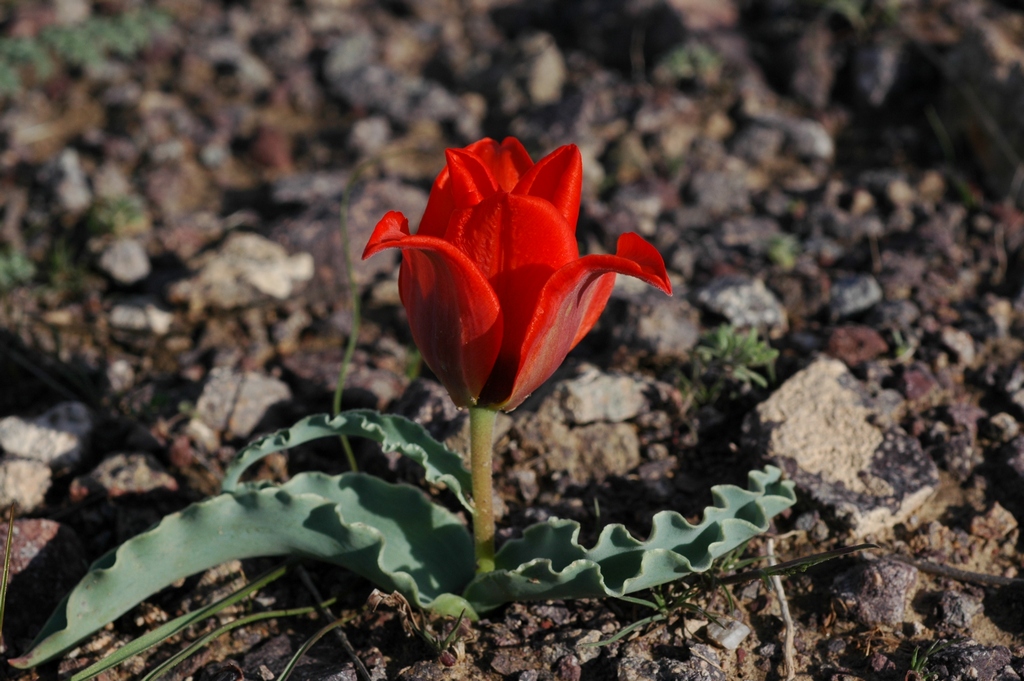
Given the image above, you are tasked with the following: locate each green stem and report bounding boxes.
[469,407,498,573]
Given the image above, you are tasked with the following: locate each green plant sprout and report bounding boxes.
[907,639,961,681]
[0,249,35,292]
[87,196,149,237]
[0,9,170,96]
[767,233,800,271]
[368,589,471,665]
[681,325,779,406]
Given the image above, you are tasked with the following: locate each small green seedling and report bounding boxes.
[907,639,961,681]
[682,325,779,406]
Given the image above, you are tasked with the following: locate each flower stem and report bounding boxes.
[469,406,498,573]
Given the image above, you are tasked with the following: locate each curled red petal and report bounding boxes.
[362,211,503,406]
[446,148,499,209]
[512,144,583,232]
[417,167,453,237]
[479,232,671,410]
[464,137,534,192]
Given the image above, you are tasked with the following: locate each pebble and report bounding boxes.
[69,452,179,502]
[829,274,883,319]
[696,275,787,331]
[549,367,651,425]
[109,297,174,335]
[831,558,918,626]
[753,113,835,161]
[705,612,752,650]
[688,170,750,216]
[609,287,700,358]
[616,643,725,681]
[929,640,1016,681]
[969,502,1018,540]
[196,368,293,440]
[515,409,640,484]
[0,401,92,471]
[39,148,92,213]
[940,326,977,366]
[0,519,88,642]
[168,232,314,312]
[853,42,902,108]
[826,324,889,365]
[98,238,151,285]
[0,458,51,512]
[938,590,984,629]
[745,358,936,537]
[985,412,1019,443]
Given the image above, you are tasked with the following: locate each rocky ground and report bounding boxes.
[1,0,1024,679]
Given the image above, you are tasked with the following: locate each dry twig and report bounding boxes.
[767,538,797,681]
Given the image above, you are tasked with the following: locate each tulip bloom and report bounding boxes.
[363,137,672,412]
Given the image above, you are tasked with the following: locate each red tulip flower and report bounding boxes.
[363,137,672,411]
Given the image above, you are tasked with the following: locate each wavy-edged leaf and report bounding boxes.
[11,472,474,669]
[221,410,474,512]
[462,466,795,612]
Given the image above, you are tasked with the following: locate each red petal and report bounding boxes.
[363,211,503,406]
[444,193,579,286]
[446,148,499,209]
[512,144,583,232]
[416,167,453,238]
[479,233,671,410]
[464,138,534,192]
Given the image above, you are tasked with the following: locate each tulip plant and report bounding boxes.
[11,138,795,671]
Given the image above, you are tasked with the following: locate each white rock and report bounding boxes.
[0,458,51,512]
[0,402,92,470]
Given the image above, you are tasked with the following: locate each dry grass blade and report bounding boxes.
[0,504,15,654]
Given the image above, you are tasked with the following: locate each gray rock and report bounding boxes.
[853,41,903,107]
[753,113,834,161]
[705,612,751,650]
[830,274,883,319]
[196,369,292,440]
[549,367,651,425]
[832,558,918,626]
[609,286,699,358]
[616,644,725,681]
[349,116,392,158]
[0,519,87,642]
[98,238,151,285]
[0,458,51,512]
[168,232,314,312]
[744,358,937,537]
[941,326,977,366]
[696,275,787,331]
[730,124,785,165]
[938,590,984,629]
[0,401,92,471]
[515,402,641,484]
[69,452,179,501]
[272,171,349,205]
[688,170,750,216]
[204,38,274,93]
[109,297,174,335]
[929,640,1017,681]
[985,413,1020,443]
[39,148,92,213]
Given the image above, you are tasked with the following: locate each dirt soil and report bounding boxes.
[1,0,1024,680]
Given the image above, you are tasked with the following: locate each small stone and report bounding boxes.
[109,298,174,336]
[39,148,92,213]
[196,368,292,439]
[106,359,136,393]
[98,238,151,285]
[753,113,834,161]
[696,275,787,331]
[830,274,883,319]
[168,233,314,312]
[969,502,1018,540]
[706,612,751,650]
[938,590,984,629]
[551,367,650,425]
[985,413,1019,443]
[0,519,88,643]
[929,640,1014,681]
[744,358,937,537]
[898,363,939,402]
[940,327,977,366]
[688,170,750,216]
[523,32,566,106]
[0,458,51,512]
[832,558,917,626]
[616,644,725,681]
[0,401,92,471]
[826,325,889,366]
[349,116,391,158]
[69,452,179,501]
[730,124,785,165]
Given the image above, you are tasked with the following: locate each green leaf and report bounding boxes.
[461,467,795,612]
[11,472,474,669]
[222,410,474,512]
